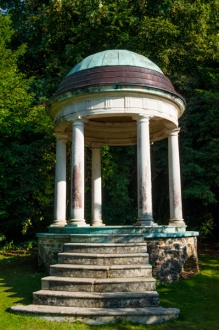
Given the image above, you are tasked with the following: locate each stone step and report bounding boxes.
[58,252,149,266]
[63,242,147,254]
[50,264,152,278]
[11,304,180,325]
[41,276,156,292]
[11,230,181,325]
[33,290,160,308]
[70,234,145,243]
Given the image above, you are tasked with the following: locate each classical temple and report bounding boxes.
[12,50,199,324]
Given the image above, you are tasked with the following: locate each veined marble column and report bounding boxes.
[91,147,105,226]
[168,128,185,226]
[51,133,67,227]
[136,116,155,226]
[69,119,88,226]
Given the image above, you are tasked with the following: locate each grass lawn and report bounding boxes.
[0,249,219,330]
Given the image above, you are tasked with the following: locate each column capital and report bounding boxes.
[91,145,101,151]
[53,132,68,141]
[67,116,87,125]
[133,114,151,122]
[72,119,85,126]
[168,127,181,136]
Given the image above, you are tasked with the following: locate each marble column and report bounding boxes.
[69,119,88,226]
[51,133,67,227]
[168,128,186,226]
[136,116,155,226]
[91,147,105,226]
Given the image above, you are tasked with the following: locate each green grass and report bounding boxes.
[0,250,219,330]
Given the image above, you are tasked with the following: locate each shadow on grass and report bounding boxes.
[0,251,46,307]
[198,253,219,270]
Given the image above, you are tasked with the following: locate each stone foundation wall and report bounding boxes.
[146,236,199,282]
[38,237,70,271]
[38,234,199,282]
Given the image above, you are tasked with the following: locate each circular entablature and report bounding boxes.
[57,114,175,146]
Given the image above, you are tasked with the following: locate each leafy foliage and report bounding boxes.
[0,1,218,240]
[0,13,55,241]
[101,146,137,225]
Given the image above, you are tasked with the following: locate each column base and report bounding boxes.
[67,219,90,227]
[50,220,67,227]
[134,219,158,226]
[169,219,186,227]
[91,220,105,227]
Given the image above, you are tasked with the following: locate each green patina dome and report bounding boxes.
[67,49,163,76]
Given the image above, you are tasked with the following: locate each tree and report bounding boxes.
[0,13,55,241]
[0,0,218,239]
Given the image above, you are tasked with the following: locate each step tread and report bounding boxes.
[59,252,148,257]
[51,264,152,270]
[69,234,144,237]
[11,304,179,316]
[42,276,155,284]
[34,290,159,298]
[65,243,146,246]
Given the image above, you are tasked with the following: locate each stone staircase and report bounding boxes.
[11,233,179,324]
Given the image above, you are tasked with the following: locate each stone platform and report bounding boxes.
[37,225,199,282]
[11,229,182,324]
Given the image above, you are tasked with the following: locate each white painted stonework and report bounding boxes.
[48,58,186,228]
[91,147,105,226]
[68,120,87,226]
[52,133,67,227]
[136,116,154,225]
[168,129,185,226]
[51,92,183,147]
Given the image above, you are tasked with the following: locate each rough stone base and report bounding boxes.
[38,236,70,271]
[147,236,199,282]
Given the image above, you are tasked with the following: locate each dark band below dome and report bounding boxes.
[54,65,178,97]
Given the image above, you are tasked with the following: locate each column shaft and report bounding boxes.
[168,128,185,226]
[91,147,105,226]
[69,120,87,226]
[52,134,67,227]
[136,116,155,226]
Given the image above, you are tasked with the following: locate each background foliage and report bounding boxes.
[0,0,218,242]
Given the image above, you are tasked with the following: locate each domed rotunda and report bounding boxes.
[11,50,200,325]
[47,49,186,228]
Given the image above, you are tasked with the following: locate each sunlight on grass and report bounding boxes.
[0,251,218,330]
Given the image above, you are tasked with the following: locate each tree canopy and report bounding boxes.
[0,13,54,240]
[0,0,218,242]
